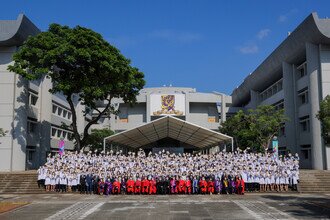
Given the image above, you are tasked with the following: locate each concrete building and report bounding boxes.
[96,87,233,154]
[231,13,330,170]
[0,14,90,171]
[95,87,232,132]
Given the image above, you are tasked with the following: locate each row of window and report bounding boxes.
[28,91,73,122]
[51,126,73,141]
[259,79,283,101]
[27,121,74,141]
[52,103,72,121]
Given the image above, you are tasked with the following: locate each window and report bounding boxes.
[57,108,62,116]
[273,100,284,111]
[52,105,57,114]
[259,79,283,101]
[28,150,34,162]
[52,128,57,137]
[298,88,309,105]
[299,116,310,132]
[63,110,67,118]
[51,126,73,141]
[52,103,72,120]
[297,62,307,79]
[299,68,306,78]
[28,91,38,106]
[301,147,311,160]
[57,130,62,138]
[27,121,37,134]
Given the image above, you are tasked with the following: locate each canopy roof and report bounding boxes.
[105,116,232,149]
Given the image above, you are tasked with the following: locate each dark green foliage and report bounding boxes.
[220,105,287,152]
[8,23,145,150]
[317,95,330,144]
[84,128,114,151]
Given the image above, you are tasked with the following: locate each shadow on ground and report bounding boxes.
[261,194,330,219]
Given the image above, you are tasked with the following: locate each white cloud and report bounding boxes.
[239,44,259,54]
[278,9,298,23]
[149,30,202,43]
[257,29,271,39]
[278,15,287,22]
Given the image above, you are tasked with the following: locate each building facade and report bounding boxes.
[94,87,232,133]
[0,15,90,171]
[231,13,330,170]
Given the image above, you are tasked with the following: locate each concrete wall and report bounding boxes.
[0,46,27,171]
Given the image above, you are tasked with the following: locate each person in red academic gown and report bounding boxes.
[185,177,192,194]
[199,177,207,194]
[141,177,149,194]
[135,178,141,194]
[126,177,135,194]
[178,177,186,194]
[149,178,157,195]
[207,178,215,194]
[236,175,245,195]
[112,178,121,194]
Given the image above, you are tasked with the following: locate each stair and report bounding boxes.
[0,170,45,194]
[1,169,330,194]
[298,170,330,193]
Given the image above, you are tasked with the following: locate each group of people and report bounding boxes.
[37,148,300,195]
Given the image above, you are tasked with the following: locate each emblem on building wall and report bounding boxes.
[153,95,184,116]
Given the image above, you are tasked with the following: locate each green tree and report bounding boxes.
[220,105,287,152]
[316,95,330,144]
[8,24,145,150]
[250,105,287,152]
[84,128,114,152]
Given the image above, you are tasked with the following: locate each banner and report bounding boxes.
[150,94,185,116]
[272,139,278,159]
[58,139,65,156]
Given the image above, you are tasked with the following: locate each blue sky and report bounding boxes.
[1,0,330,94]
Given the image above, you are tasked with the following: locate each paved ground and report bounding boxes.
[0,193,329,220]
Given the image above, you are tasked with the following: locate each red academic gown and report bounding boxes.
[135,180,141,194]
[126,179,135,194]
[185,179,192,194]
[112,181,121,194]
[141,179,149,194]
[178,179,186,194]
[236,179,245,195]
[199,180,207,193]
[149,179,157,195]
[207,180,214,194]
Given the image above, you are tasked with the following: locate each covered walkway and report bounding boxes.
[104,116,233,152]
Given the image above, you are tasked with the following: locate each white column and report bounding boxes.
[306,42,324,170]
[282,62,298,153]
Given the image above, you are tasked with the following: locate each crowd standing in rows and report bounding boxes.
[37,149,300,195]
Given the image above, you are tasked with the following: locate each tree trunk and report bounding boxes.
[66,95,81,151]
